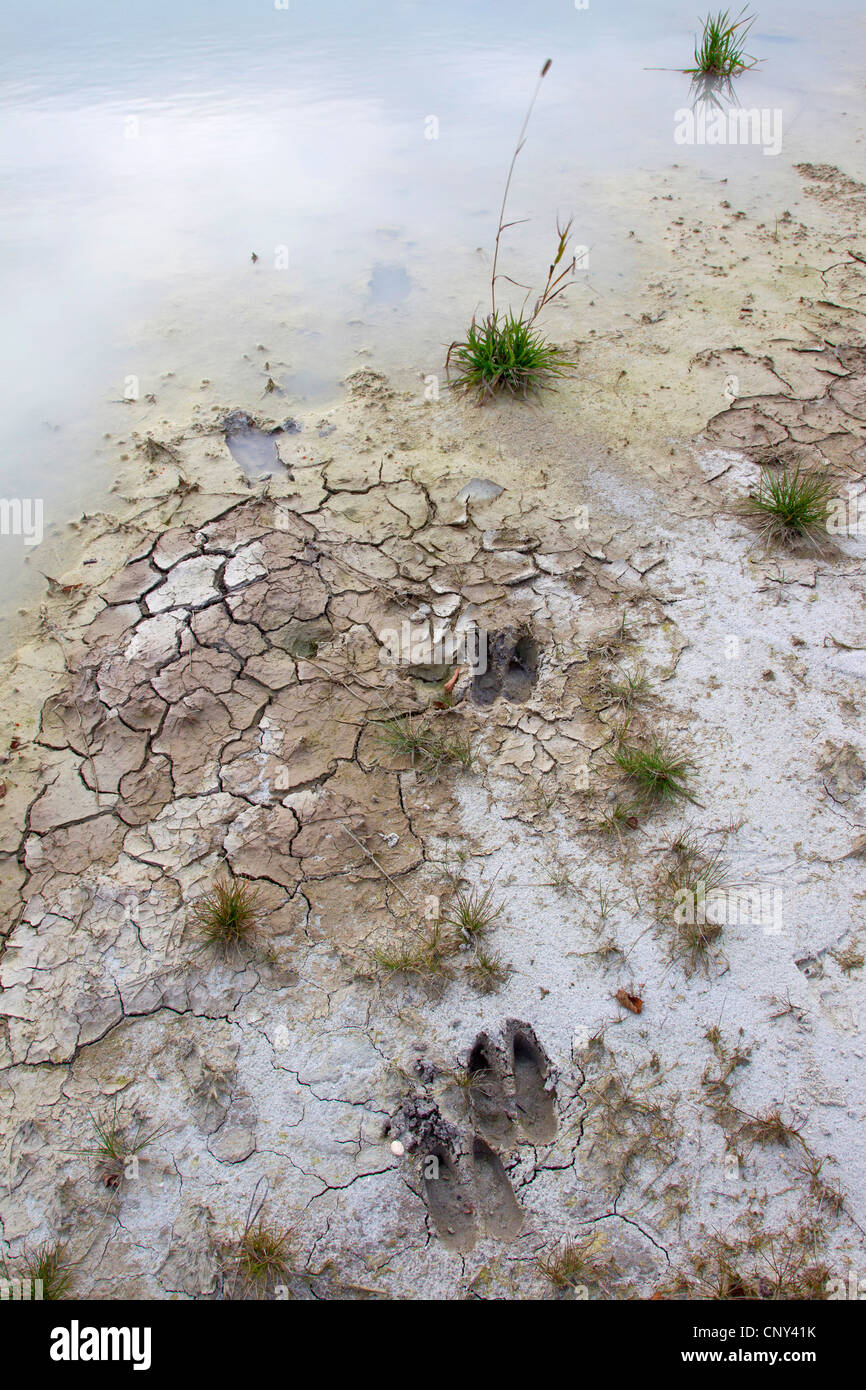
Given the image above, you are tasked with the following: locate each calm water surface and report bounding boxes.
[1,0,864,600]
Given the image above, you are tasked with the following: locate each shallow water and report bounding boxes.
[1,0,864,603]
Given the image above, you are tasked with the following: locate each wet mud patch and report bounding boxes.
[471,627,540,706]
[223,410,297,483]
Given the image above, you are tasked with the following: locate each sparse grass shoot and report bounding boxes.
[16,1241,73,1299]
[371,924,455,980]
[376,714,473,775]
[602,668,652,714]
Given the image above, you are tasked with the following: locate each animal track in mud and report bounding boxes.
[223,410,296,483]
[467,1031,519,1147]
[471,1136,523,1241]
[409,1019,557,1249]
[420,1140,477,1253]
[468,1019,558,1147]
[471,627,540,706]
[506,1019,558,1145]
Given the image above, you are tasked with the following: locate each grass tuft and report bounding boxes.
[447,312,573,402]
[687,8,757,77]
[77,1098,165,1189]
[447,61,576,404]
[741,466,834,550]
[537,1234,611,1292]
[614,738,697,807]
[11,1241,73,1299]
[442,884,503,942]
[193,876,262,953]
[466,945,510,993]
[376,714,473,775]
[232,1221,293,1290]
[734,1107,807,1152]
[656,836,731,975]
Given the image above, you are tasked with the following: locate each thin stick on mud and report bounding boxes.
[339,822,413,907]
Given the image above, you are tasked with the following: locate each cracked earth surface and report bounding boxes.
[2,161,866,1299]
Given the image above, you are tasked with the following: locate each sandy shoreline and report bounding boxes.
[2,159,866,1299]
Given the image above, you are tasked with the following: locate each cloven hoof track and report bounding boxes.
[418,1131,524,1249]
[471,1136,524,1241]
[468,1020,558,1147]
[467,1031,520,1147]
[504,1019,558,1145]
[420,1140,478,1254]
[471,627,539,706]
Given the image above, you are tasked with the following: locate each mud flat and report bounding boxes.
[1,162,866,1299]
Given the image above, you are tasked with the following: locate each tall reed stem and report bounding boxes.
[490,58,552,318]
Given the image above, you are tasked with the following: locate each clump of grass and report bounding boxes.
[741,466,834,550]
[537,1234,612,1293]
[614,738,697,807]
[77,1099,165,1189]
[376,714,473,775]
[8,1241,73,1299]
[686,8,757,77]
[443,884,503,942]
[587,615,633,662]
[193,876,262,953]
[800,1154,846,1221]
[371,924,455,980]
[655,837,731,975]
[831,941,864,975]
[447,60,576,402]
[767,990,811,1030]
[232,1220,293,1290]
[602,668,652,714]
[447,311,573,402]
[702,1027,752,1129]
[466,945,510,993]
[675,916,726,976]
[734,1106,807,1153]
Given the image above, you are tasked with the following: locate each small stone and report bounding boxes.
[456,478,504,503]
